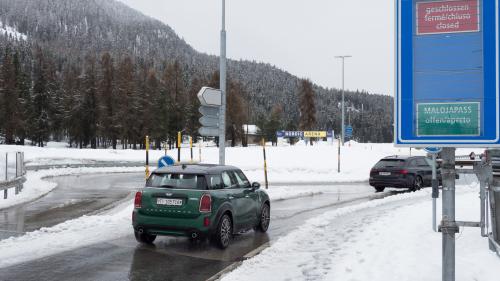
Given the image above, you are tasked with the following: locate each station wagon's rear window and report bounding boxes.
[374,159,406,168]
[147,173,206,190]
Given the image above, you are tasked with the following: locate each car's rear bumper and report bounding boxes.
[369,177,411,189]
[133,210,212,238]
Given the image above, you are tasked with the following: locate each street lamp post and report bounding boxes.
[219,0,227,165]
[335,55,351,146]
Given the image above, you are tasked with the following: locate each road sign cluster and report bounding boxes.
[198,87,221,137]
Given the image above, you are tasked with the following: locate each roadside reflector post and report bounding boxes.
[440,147,458,281]
[262,138,269,189]
[177,131,181,163]
[199,142,202,163]
[5,152,8,181]
[145,136,150,180]
[190,136,193,163]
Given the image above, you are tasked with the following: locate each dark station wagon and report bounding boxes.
[132,164,271,249]
[369,156,439,192]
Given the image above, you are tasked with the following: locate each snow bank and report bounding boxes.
[221,186,500,281]
[0,166,143,210]
[0,199,133,268]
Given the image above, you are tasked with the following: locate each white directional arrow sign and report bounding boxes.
[198,87,221,137]
[199,106,220,117]
[200,116,219,127]
[199,127,220,137]
[197,87,222,106]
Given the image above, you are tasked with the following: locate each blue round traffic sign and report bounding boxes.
[424,147,442,154]
[158,156,175,168]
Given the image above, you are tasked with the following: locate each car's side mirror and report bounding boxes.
[252,182,261,190]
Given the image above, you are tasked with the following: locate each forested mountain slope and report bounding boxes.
[0,0,392,146]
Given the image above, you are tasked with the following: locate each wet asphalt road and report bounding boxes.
[0,173,145,240]
[0,173,400,281]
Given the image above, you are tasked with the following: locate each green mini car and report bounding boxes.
[132,164,271,249]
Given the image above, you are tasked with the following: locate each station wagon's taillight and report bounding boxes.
[134,191,142,209]
[199,194,212,213]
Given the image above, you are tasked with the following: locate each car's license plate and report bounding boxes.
[157,198,183,206]
[379,172,391,176]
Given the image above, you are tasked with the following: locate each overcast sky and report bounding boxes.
[118,0,394,96]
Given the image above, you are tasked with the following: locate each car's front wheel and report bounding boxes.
[255,203,270,232]
[134,230,156,244]
[214,214,232,249]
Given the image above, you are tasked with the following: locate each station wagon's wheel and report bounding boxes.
[134,230,156,244]
[255,203,270,232]
[374,186,385,193]
[411,176,423,192]
[214,214,232,249]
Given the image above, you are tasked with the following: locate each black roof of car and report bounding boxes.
[154,164,240,175]
[382,155,425,160]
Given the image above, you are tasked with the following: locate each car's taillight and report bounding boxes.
[399,169,409,175]
[370,169,378,175]
[199,194,212,213]
[134,191,142,209]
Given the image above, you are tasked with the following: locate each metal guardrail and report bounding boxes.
[25,161,149,171]
[1,152,26,200]
[0,176,26,199]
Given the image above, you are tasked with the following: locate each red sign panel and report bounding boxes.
[416,0,480,35]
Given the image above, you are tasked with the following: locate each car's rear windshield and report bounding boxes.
[374,159,406,168]
[146,173,206,190]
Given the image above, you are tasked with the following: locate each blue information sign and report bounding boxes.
[158,156,175,168]
[395,0,500,147]
[345,126,353,138]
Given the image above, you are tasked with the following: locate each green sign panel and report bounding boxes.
[416,102,480,137]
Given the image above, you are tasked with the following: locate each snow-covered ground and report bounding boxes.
[0,142,496,276]
[0,142,484,184]
[221,186,500,281]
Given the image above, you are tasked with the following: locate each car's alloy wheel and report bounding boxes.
[215,215,232,249]
[412,176,423,191]
[256,204,270,232]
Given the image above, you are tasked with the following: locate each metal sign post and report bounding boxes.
[219,0,227,165]
[440,148,458,281]
[396,1,500,280]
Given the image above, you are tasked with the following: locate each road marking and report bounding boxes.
[206,242,271,281]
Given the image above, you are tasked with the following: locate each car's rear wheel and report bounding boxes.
[134,230,156,244]
[411,176,423,192]
[374,186,385,193]
[214,214,232,249]
[255,203,270,232]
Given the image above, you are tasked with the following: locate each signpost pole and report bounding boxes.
[338,137,341,173]
[432,153,438,232]
[145,136,150,179]
[335,55,351,146]
[441,147,457,281]
[219,0,227,165]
